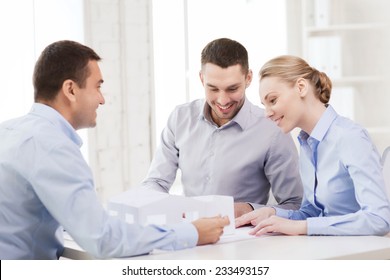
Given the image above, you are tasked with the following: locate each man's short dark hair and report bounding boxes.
[201,38,249,74]
[33,40,101,102]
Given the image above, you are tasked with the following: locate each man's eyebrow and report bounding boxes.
[227,83,241,88]
[205,83,217,88]
[206,83,241,89]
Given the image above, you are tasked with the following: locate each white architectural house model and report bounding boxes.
[107,188,235,235]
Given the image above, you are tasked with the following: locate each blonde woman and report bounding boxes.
[235,55,390,236]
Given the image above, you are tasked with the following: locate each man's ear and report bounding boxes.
[62,79,77,102]
[245,69,253,88]
[199,70,204,85]
[296,78,308,97]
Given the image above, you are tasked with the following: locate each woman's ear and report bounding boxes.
[296,78,308,97]
[62,79,77,102]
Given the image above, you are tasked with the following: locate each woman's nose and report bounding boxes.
[264,106,274,118]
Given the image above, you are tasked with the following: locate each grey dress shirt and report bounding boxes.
[141,98,303,209]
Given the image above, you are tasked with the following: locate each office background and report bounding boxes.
[0,0,389,203]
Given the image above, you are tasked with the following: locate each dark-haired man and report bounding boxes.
[0,40,229,260]
[141,38,303,218]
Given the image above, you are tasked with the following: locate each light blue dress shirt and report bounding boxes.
[0,103,197,259]
[141,98,303,209]
[276,105,390,235]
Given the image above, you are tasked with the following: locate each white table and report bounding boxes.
[62,231,390,260]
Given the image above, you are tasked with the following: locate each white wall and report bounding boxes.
[84,0,155,202]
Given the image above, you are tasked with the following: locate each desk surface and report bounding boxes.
[63,232,390,260]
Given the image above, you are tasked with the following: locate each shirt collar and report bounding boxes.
[298,105,338,145]
[199,97,249,130]
[29,103,83,147]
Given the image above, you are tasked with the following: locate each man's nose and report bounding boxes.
[216,91,230,105]
[99,93,105,105]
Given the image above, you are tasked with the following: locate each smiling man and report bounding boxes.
[0,40,229,259]
[141,38,303,218]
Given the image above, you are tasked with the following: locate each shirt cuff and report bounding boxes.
[274,207,290,219]
[168,222,198,250]
[306,217,337,235]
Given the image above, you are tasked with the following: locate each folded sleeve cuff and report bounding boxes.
[274,207,290,219]
[168,222,198,250]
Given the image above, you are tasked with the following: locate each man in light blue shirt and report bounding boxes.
[0,40,229,260]
[141,38,303,217]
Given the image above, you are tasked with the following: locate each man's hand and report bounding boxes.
[192,216,230,245]
[234,202,254,218]
[235,207,276,228]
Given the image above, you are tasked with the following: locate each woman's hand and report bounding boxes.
[249,215,307,236]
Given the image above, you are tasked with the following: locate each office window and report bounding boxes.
[0,0,88,159]
[152,0,288,193]
[152,0,288,142]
